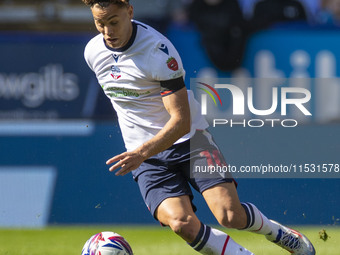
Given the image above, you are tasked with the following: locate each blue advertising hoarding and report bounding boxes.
[0,32,114,120]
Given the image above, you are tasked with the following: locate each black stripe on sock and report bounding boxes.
[241,203,251,229]
[189,222,204,248]
[195,225,211,251]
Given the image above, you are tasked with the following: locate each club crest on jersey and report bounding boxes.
[166,57,179,71]
[111,65,121,80]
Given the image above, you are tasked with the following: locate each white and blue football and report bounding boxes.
[81,231,133,255]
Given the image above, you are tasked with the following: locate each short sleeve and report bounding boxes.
[84,39,95,72]
[148,39,185,81]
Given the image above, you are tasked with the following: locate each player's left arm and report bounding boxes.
[106,82,190,176]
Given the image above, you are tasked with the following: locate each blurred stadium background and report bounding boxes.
[0,0,339,249]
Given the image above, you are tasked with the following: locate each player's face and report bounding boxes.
[91,3,133,49]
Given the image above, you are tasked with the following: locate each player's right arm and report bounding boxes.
[106,84,190,176]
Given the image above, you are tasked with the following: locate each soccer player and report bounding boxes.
[82,1,315,254]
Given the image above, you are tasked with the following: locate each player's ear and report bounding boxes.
[127,5,133,19]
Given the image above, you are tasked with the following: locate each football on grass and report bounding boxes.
[81,231,133,255]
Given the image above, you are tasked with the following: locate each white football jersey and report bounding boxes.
[84,21,208,151]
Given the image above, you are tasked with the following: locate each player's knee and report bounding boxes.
[218,208,246,229]
[168,215,197,241]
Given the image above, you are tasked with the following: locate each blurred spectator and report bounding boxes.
[316,0,340,26]
[238,0,259,20]
[239,0,318,23]
[249,0,307,31]
[188,0,250,71]
[187,0,309,72]
[297,0,320,23]
[131,0,186,34]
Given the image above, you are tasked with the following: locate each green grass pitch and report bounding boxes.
[0,225,338,254]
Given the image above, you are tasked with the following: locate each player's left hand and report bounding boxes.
[106,151,145,176]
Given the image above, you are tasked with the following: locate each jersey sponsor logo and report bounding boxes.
[102,86,151,98]
[166,57,179,71]
[159,44,169,55]
[110,65,121,80]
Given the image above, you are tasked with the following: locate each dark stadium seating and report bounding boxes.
[0,0,94,31]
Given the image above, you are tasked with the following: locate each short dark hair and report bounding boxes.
[82,0,130,8]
